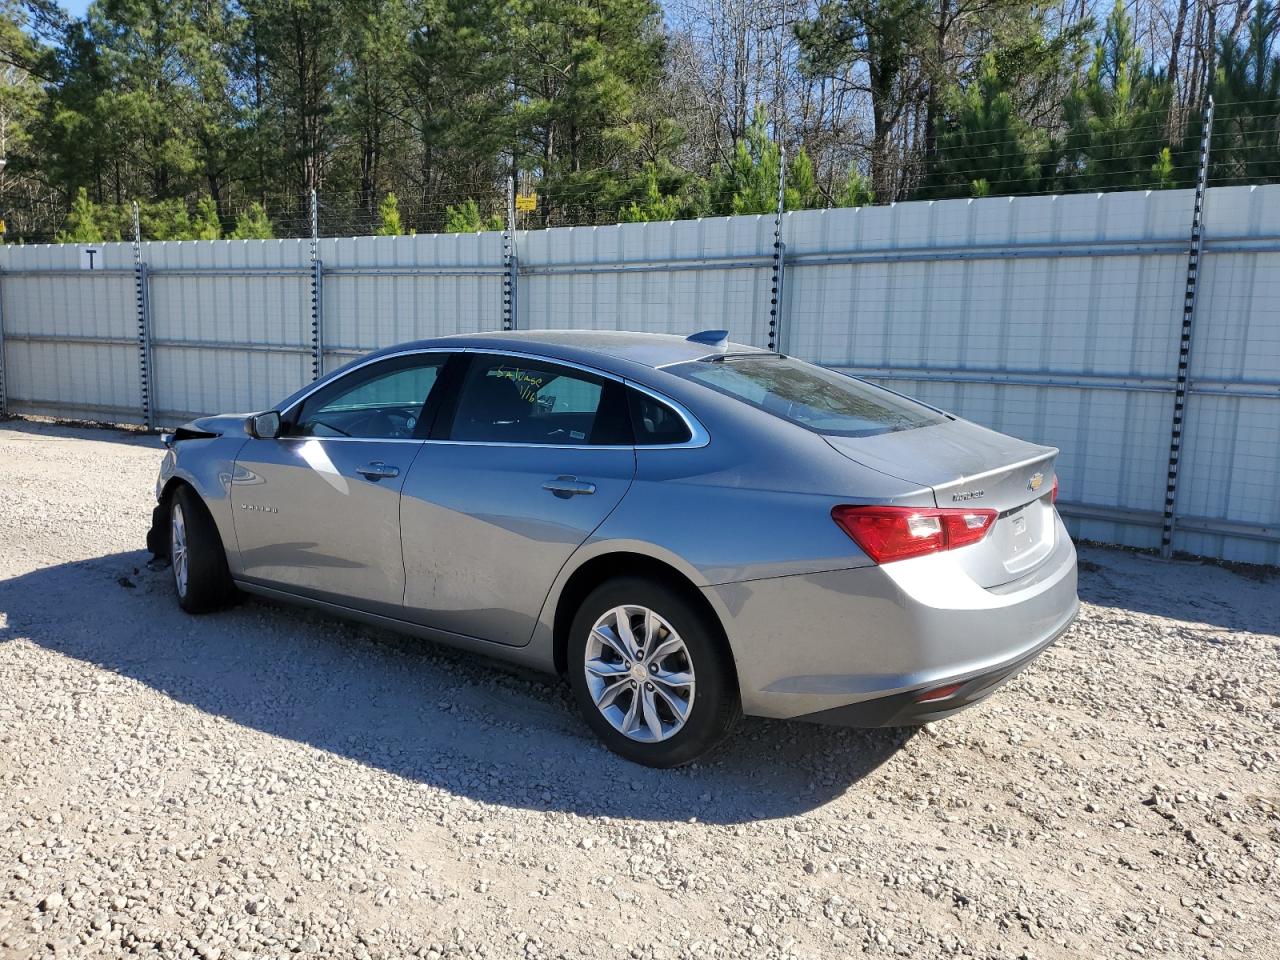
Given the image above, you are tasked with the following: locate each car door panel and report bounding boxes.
[400,443,634,645]
[232,438,423,617]
[230,351,453,618]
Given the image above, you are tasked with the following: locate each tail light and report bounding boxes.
[1051,475,1059,503]
[832,505,997,564]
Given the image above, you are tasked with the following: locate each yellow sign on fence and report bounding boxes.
[515,193,537,213]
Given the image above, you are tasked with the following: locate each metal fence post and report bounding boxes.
[1162,96,1215,559]
[133,201,155,429]
[0,264,8,419]
[769,146,787,351]
[309,189,324,380]
[503,176,518,331]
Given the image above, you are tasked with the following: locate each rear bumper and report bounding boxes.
[791,609,1074,726]
[705,512,1079,721]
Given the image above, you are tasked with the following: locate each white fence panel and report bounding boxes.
[1,184,1277,563]
[517,216,776,347]
[0,242,139,422]
[146,239,313,420]
[1176,185,1280,565]
[319,231,504,372]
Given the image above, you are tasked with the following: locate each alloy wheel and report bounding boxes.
[584,605,696,742]
[171,503,189,598]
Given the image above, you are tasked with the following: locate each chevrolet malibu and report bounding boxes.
[147,330,1078,767]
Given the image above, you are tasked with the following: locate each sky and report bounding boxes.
[59,0,91,19]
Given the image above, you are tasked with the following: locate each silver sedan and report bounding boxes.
[148,330,1079,767]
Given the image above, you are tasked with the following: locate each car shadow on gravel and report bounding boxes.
[1,551,911,824]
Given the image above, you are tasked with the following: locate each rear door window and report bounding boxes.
[448,355,630,445]
[670,356,947,437]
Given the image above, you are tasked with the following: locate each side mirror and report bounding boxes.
[247,411,282,439]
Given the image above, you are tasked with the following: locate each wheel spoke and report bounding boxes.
[594,677,630,710]
[610,606,640,657]
[649,682,690,723]
[591,626,629,663]
[646,634,683,664]
[642,608,658,647]
[640,687,664,740]
[653,668,694,689]
[585,657,629,679]
[620,686,641,734]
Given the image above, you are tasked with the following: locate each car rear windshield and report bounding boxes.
[670,355,948,437]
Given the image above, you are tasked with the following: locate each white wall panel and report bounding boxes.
[517,217,774,346]
[1175,185,1280,564]
[1,185,1277,563]
[319,231,503,363]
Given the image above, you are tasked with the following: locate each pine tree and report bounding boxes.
[443,199,503,233]
[618,165,682,222]
[709,108,781,215]
[230,202,275,239]
[376,192,403,235]
[1062,3,1176,190]
[192,197,222,240]
[924,53,1047,199]
[839,167,875,207]
[708,108,823,214]
[784,150,821,210]
[507,0,666,223]
[1208,1,1280,185]
[55,187,105,242]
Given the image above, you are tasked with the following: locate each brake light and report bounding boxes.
[1051,475,1059,503]
[831,505,997,564]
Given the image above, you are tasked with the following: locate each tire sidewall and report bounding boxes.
[169,486,233,614]
[568,577,738,768]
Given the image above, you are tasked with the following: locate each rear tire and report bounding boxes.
[169,486,235,614]
[568,577,740,768]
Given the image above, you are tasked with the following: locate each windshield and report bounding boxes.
[671,355,948,437]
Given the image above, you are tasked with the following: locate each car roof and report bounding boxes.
[365,329,770,371]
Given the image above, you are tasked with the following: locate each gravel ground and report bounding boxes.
[1,417,1277,960]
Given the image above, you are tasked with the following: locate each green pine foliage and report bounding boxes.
[192,197,222,240]
[1062,3,1177,190]
[230,203,275,240]
[443,199,503,233]
[924,54,1048,199]
[1208,2,1280,184]
[376,193,404,235]
[4,0,1277,242]
[55,188,106,243]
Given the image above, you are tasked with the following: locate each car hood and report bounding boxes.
[170,413,253,440]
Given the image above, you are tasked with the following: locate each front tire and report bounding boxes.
[568,577,740,768]
[169,486,235,614]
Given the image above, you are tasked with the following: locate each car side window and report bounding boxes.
[629,389,693,445]
[449,356,630,445]
[293,354,447,439]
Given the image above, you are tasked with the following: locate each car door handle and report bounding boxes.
[357,461,400,480]
[542,476,596,498]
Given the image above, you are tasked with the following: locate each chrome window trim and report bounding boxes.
[277,345,710,450]
[624,379,709,449]
[279,347,455,420]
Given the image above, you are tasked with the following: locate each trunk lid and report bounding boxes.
[826,418,1059,587]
